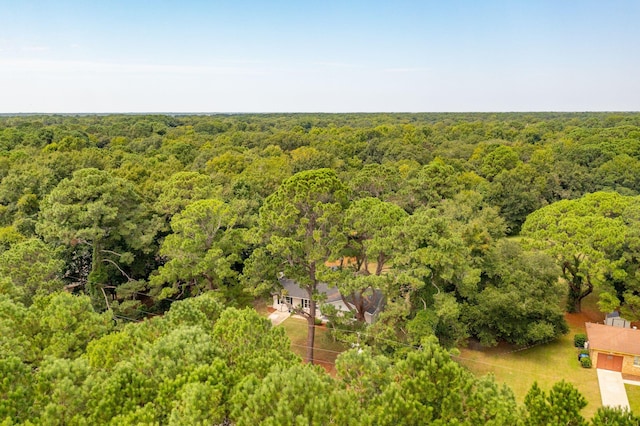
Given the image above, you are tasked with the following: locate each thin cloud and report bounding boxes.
[311,61,359,69]
[21,45,49,52]
[382,67,430,73]
[0,58,266,76]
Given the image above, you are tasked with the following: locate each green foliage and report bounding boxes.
[152,170,220,226]
[478,144,521,179]
[0,238,64,305]
[467,239,567,346]
[398,157,461,211]
[486,163,546,233]
[580,356,592,368]
[574,333,588,348]
[1,113,640,424]
[34,357,91,424]
[36,168,152,306]
[525,381,587,426]
[392,207,479,299]
[590,406,639,425]
[212,307,296,374]
[163,291,224,332]
[231,364,338,426]
[522,192,639,313]
[151,198,244,299]
[37,168,149,250]
[337,197,407,321]
[0,355,35,423]
[372,336,522,425]
[29,292,112,360]
[254,168,349,362]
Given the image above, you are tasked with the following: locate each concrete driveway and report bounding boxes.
[268,310,290,326]
[596,369,630,409]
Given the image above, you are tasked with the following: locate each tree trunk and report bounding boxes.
[566,276,593,313]
[567,286,583,313]
[306,298,316,364]
[563,258,593,314]
[204,273,215,291]
[354,293,366,322]
[88,241,106,309]
[376,252,386,276]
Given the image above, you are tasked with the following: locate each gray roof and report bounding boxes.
[277,277,384,314]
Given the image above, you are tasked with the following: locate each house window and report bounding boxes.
[301,299,310,309]
[284,296,293,305]
[634,356,640,367]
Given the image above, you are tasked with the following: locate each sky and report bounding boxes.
[1,0,639,113]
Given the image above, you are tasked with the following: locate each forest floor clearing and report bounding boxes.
[456,294,605,419]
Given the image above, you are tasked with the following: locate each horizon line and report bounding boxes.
[1,110,640,116]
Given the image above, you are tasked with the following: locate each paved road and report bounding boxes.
[597,369,630,409]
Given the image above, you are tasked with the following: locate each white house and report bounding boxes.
[272,278,384,324]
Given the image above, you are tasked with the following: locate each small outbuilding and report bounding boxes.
[605,311,632,328]
[585,322,640,374]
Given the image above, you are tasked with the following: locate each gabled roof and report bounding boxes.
[586,322,640,355]
[277,277,384,314]
[279,278,342,303]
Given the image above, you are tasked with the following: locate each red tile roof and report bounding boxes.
[585,322,640,355]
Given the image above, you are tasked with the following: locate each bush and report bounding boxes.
[580,356,592,368]
[314,317,323,326]
[574,333,587,348]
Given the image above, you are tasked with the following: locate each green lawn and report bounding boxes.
[279,317,348,373]
[455,292,609,420]
[260,295,610,418]
[456,329,601,419]
[626,384,640,414]
[254,302,349,372]
[277,314,604,418]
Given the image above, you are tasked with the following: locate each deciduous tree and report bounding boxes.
[522,192,634,313]
[150,199,243,300]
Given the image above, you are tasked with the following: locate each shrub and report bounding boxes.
[574,333,587,348]
[578,350,589,361]
[314,317,323,326]
[580,356,592,368]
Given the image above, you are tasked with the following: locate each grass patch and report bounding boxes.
[456,330,600,419]
[279,317,348,373]
[626,384,640,414]
[456,293,605,420]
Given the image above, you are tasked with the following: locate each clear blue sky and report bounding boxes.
[1,0,639,112]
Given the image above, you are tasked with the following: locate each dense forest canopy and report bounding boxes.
[1,113,640,424]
